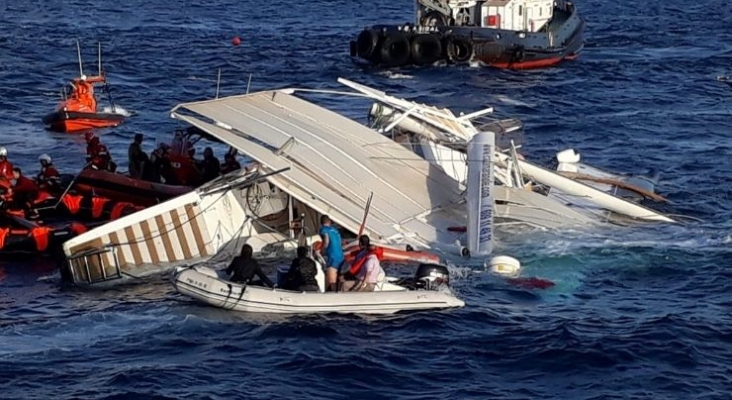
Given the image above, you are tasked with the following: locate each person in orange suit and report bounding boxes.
[0,147,14,180]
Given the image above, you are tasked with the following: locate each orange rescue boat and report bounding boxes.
[42,42,126,133]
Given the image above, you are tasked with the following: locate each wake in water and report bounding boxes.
[101,105,132,116]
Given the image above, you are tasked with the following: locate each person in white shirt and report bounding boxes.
[342,235,385,292]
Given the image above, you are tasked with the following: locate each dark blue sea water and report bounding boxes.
[1,0,731,398]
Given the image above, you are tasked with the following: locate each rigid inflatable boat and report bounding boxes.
[173,263,465,315]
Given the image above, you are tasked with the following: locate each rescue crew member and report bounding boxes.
[128,133,148,179]
[0,147,14,180]
[282,246,320,292]
[199,147,221,183]
[318,215,344,292]
[36,154,60,191]
[85,133,116,172]
[7,167,40,211]
[341,235,384,292]
[225,244,274,287]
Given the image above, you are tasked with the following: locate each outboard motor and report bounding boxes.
[415,263,450,289]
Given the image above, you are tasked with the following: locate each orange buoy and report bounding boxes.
[231,36,241,46]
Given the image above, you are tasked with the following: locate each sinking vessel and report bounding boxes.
[173,263,464,314]
[345,78,676,227]
[351,0,584,69]
[42,42,127,133]
[60,86,491,287]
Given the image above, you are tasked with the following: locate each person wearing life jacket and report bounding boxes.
[7,167,40,212]
[85,133,116,172]
[70,74,105,112]
[36,154,61,191]
[340,235,385,292]
[0,147,14,180]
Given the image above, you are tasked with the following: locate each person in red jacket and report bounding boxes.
[36,154,61,191]
[8,167,40,210]
[0,147,14,180]
[85,133,116,172]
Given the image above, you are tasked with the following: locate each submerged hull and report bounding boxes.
[174,267,465,314]
[351,4,584,69]
[42,110,125,133]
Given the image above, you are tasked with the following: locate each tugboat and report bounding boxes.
[42,42,127,133]
[350,0,585,69]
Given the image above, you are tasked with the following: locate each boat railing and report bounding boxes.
[66,246,123,285]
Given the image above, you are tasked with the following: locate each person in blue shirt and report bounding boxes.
[318,215,344,292]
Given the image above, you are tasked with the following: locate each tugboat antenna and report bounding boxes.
[76,40,84,76]
[98,41,102,76]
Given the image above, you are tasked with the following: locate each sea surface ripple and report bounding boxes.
[0,0,731,398]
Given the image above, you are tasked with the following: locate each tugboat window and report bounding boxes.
[519,5,523,16]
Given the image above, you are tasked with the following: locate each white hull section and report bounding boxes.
[62,170,300,287]
[174,267,465,314]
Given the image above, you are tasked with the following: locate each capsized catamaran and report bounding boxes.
[61,86,505,287]
[338,78,677,226]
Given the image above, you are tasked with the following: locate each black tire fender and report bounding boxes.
[356,29,381,60]
[410,34,443,65]
[445,36,474,63]
[379,31,411,67]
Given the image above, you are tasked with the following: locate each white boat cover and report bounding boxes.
[171,90,466,247]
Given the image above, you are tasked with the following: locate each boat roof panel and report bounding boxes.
[172,90,465,244]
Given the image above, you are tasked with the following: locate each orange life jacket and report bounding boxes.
[348,247,384,276]
[31,227,51,252]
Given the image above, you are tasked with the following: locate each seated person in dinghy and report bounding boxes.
[225,244,274,287]
[340,235,385,292]
[282,246,319,292]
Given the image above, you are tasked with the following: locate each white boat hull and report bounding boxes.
[173,267,465,315]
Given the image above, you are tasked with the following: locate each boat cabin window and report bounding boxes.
[518,5,522,16]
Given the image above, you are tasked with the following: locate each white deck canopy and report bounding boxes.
[171,90,466,247]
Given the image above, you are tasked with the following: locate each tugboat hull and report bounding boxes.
[351,2,584,69]
[42,111,125,133]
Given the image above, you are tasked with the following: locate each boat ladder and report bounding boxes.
[66,247,123,285]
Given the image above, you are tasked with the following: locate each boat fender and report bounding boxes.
[0,227,7,250]
[379,31,411,67]
[445,36,473,63]
[61,194,83,215]
[488,255,521,276]
[91,197,111,219]
[356,29,381,60]
[410,34,443,65]
[31,226,51,252]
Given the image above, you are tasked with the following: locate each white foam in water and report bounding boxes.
[102,105,132,116]
[494,94,534,107]
[379,71,413,80]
